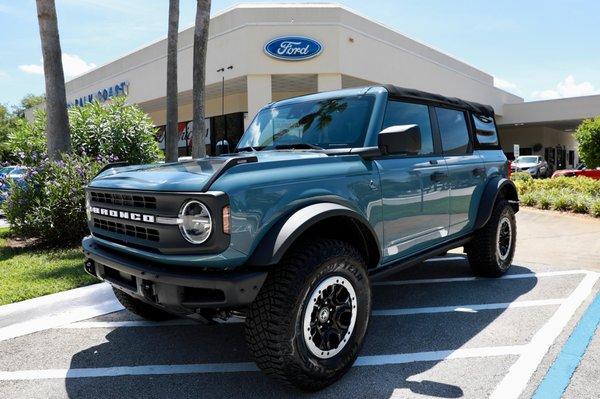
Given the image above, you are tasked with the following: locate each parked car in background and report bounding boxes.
[552,163,600,180]
[511,155,550,178]
[0,166,28,206]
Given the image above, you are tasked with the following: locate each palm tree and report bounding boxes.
[165,0,180,163]
[35,0,71,159]
[191,0,211,159]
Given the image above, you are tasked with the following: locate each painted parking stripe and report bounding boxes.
[372,298,565,316]
[373,270,588,286]
[0,344,527,381]
[532,291,600,399]
[57,298,566,329]
[490,271,599,399]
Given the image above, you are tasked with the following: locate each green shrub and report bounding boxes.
[572,197,590,214]
[69,96,162,165]
[2,154,103,245]
[511,172,533,182]
[552,194,574,211]
[574,116,600,168]
[537,192,552,210]
[591,200,600,218]
[520,192,536,207]
[7,96,162,167]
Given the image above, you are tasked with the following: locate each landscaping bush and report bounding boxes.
[2,154,103,245]
[6,96,162,167]
[512,174,600,217]
[574,116,600,168]
[591,200,600,218]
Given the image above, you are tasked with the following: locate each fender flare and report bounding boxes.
[247,202,380,267]
[474,177,519,230]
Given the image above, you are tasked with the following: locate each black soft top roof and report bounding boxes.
[382,85,495,117]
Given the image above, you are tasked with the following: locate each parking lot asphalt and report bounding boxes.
[0,209,598,398]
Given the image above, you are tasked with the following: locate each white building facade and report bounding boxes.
[63,3,600,168]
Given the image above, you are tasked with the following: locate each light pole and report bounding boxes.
[216,65,233,153]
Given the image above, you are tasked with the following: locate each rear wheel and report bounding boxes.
[245,239,371,391]
[112,288,174,321]
[466,200,516,277]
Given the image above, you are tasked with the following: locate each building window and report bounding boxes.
[436,107,470,155]
[382,101,434,155]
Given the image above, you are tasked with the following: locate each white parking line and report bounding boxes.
[0,345,527,381]
[56,298,566,329]
[490,271,600,399]
[372,298,565,316]
[373,270,588,286]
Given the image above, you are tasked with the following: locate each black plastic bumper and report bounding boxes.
[82,237,267,315]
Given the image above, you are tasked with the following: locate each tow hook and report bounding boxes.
[140,280,157,302]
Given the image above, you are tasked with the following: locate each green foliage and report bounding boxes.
[69,96,162,164]
[591,200,600,217]
[6,96,162,166]
[574,116,600,168]
[0,104,19,162]
[511,172,533,182]
[512,174,600,217]
[5,110,47,165]
[12,93,45,117]
[2,154,103,245]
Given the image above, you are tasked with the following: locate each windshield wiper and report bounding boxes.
[274,143,323,150]
[235,146,260,153]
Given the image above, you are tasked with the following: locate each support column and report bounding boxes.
[246,74,272,130]
[318,73,342,92]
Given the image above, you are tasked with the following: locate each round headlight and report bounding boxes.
[179,200,212,244]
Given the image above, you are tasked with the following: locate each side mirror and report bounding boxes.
[378,124,421,156]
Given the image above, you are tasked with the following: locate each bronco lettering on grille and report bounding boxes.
[90,206,156,223]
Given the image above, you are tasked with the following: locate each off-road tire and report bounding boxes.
[112,288,174,321]
[466,200,516,277]
[245,239,371,391]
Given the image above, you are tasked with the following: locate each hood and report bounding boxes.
[89,151,328,192]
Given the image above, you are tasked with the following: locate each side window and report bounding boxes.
[436,107,470,155]
[472,114,499,146]
[382,101,434,155]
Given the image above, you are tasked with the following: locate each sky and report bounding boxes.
[1,0,599,106]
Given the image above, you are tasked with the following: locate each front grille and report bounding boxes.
[90,191,157,210]
[93,218,160,242]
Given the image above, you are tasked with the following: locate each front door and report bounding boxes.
[376,101,450,263]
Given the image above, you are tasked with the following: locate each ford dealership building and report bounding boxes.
[63,3,600,169]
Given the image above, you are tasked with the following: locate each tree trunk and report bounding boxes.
[191,0,211,159]
[165,0,180,163]
[35,0,71,159]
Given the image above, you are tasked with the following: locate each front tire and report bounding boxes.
[245,239,371,391]
[466,200,516,277]
[112,288,174,321]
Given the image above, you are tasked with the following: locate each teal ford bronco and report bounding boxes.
[82,85,518,390]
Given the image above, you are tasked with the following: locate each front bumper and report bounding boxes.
[82,236,267,315]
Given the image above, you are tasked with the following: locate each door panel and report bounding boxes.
[376,156,450,262]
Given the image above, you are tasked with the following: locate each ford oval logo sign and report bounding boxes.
[264,36,323,61]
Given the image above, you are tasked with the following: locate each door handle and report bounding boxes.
[430,171,447,182]
[472,167,486,177]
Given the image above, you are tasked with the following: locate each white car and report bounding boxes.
[511,156,550,178]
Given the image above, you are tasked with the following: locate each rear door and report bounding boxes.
[375,101,450,262]
[434,107,486,236]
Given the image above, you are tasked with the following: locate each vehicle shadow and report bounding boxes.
[65,256,538,398]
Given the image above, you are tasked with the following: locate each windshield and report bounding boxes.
[237,95,375,150]
[515,156,538,164]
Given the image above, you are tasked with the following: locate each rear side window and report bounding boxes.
[382,101,434,155]
[436,107,470,155]
[472,114,499,146]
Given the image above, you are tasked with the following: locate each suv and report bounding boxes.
[82,85,518,390]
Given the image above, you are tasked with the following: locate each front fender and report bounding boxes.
[247,202,379,266]
[474,177,519,230]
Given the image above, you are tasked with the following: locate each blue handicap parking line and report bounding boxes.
[532,291,600,399]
